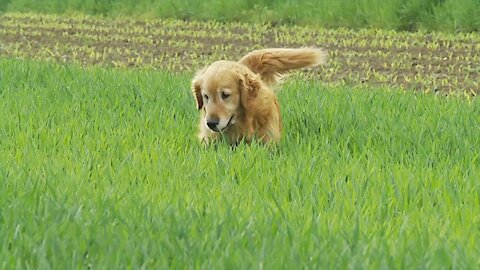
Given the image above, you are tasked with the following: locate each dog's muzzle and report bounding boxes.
[207,115,234,132]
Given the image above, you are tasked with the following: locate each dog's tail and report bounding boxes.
[238,47,327,87]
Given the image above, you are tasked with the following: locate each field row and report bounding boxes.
[1,13,479,93]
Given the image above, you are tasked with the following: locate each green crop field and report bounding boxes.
[1,57,479,269]
[1,2,480,269]
[1,0,480,32]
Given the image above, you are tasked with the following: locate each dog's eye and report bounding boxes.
[203,94,209,100]
[221,92,230,99]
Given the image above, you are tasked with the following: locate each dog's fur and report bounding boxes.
[192,48,327,145]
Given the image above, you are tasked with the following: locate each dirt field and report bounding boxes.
[1,14,479,93]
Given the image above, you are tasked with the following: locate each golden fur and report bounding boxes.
[192,48,327,145]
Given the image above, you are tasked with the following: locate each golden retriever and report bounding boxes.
[192,48,327,145]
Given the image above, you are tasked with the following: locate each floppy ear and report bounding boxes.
[192,79,203,110]
[239,72,261,109]
[191,71,204,110]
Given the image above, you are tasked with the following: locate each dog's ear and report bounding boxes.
[191,70,204,110]
[239,72,261,109]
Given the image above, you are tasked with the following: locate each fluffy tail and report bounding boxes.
[238,48,327,87]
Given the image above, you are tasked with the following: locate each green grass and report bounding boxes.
[2,0,480,32]
[1,58,479,269]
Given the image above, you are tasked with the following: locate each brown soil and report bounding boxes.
[1,14,478,94]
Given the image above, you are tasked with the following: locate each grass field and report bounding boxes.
[1,0,480,32]
[1,58,479,268]
[1,3,480,269]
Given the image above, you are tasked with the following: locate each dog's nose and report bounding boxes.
[207,120,219,131]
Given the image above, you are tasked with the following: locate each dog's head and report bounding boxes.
[192,60,260,132]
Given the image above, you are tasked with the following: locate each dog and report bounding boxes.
[191,48,327,145]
